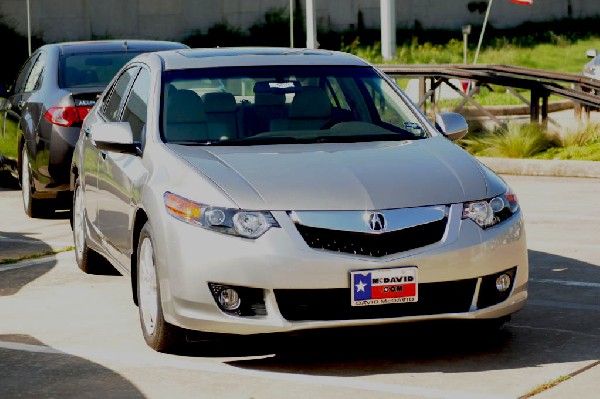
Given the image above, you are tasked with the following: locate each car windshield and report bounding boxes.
[161,66,429,145]
[59,52,144,88]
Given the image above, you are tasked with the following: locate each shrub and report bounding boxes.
[556,123,600,147]
[460,123,552,158]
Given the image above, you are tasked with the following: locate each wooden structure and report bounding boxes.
[378,64,600,129]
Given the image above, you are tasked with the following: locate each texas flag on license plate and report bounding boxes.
[351,267,418,306]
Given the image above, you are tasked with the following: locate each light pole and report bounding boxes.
[27,0,32,56]
[290,0,294,48]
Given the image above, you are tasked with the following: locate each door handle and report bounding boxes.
[17,101,25,110]
[84,126,91,136]
[100,150,107,160]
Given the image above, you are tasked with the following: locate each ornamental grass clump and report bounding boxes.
[557,123,600,147]
[460,123,552,158]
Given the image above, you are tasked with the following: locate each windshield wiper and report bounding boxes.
[167,140,218,146]
[310,133,423,143]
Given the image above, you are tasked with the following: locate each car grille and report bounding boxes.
[294,217,448,257]
[274,279,476,321]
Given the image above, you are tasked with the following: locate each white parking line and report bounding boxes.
[527,299,600,312]
[530,278,600,288]
[0,340,511,399]
[0,251,74,272]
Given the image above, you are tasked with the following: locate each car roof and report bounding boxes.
[155,47,370,71]
[40,40,188,56]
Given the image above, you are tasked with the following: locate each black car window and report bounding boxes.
[59,52,145,89]
[103,67,139,122]
[121,68,150,142]
[24,52,47,92]
[14,54,38,94]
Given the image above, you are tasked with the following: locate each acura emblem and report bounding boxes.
[368,212,386,232]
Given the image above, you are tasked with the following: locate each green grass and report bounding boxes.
[474,38,600,73]
[0,116,20,159]
[0,246,75,265]
[357,36,600,74]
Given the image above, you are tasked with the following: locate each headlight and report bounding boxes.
[462,187,519,229]
[164,192,279,238]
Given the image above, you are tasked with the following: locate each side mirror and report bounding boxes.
[586,49,597,59]
[90,122,139,155]
[435,112,468,141]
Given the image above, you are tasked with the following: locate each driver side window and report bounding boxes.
[121,68,150,142]
[102,67,139,122]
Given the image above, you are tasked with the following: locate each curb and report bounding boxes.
[477,157,600,178]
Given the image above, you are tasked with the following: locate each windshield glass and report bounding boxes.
[161,66,429,145]
[59,52,144,88]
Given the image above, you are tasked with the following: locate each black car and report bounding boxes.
[0,40,188,217]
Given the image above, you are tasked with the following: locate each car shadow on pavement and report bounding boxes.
[181,250,600,377]
[0,334,145,398]
[0,232,58,297]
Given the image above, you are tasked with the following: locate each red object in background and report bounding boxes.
[508,0,533,5]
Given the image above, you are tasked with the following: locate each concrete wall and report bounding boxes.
[0,0,598,43]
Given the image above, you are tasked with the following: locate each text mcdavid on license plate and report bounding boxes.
[351,267,418,306]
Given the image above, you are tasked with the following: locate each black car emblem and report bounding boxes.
[368,212,386,232]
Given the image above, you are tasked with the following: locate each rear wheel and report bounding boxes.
[21,146,45,218]
[137,222,182,352]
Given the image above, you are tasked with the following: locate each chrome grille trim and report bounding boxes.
[289,205,448,234]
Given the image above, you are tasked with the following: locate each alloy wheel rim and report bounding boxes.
[21,149,30,210]
[74,186,84,261]
[139,237,158,336]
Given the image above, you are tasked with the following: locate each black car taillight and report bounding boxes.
[44,106,92,127]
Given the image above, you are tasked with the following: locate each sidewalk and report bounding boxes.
[478,157,600,178]
[533,361,600,399]
[0,189,73,263]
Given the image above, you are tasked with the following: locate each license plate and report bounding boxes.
[351,267,418,307]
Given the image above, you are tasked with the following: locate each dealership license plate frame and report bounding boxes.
[350,267,418,307]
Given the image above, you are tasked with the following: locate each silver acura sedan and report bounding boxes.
[71,48,527,352]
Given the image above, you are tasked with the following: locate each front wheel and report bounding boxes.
[137,222,182,352]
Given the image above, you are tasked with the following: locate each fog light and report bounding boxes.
[496,274,511,292]
[218,288,241,311]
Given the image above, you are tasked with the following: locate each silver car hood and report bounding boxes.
[169,137,497,211]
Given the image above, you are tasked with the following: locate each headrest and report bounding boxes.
[289,87,331,119]
[254,92,286,107]
[202,92,237,113]
[167,89,206,123]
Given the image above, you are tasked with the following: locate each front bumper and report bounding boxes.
[154,204,528,335]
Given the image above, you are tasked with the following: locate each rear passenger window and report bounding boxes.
[122,69,150,142]
[103,67,139,122]
[14,54,37,94]
[24,52,46,92]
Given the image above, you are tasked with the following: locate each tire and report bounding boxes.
[21,146,45,218]
[72,181,108,274]
[136,222,182,352]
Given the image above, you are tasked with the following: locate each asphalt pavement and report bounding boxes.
[0,167,599,398]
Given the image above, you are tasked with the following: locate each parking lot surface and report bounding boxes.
[0,174,598,399]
